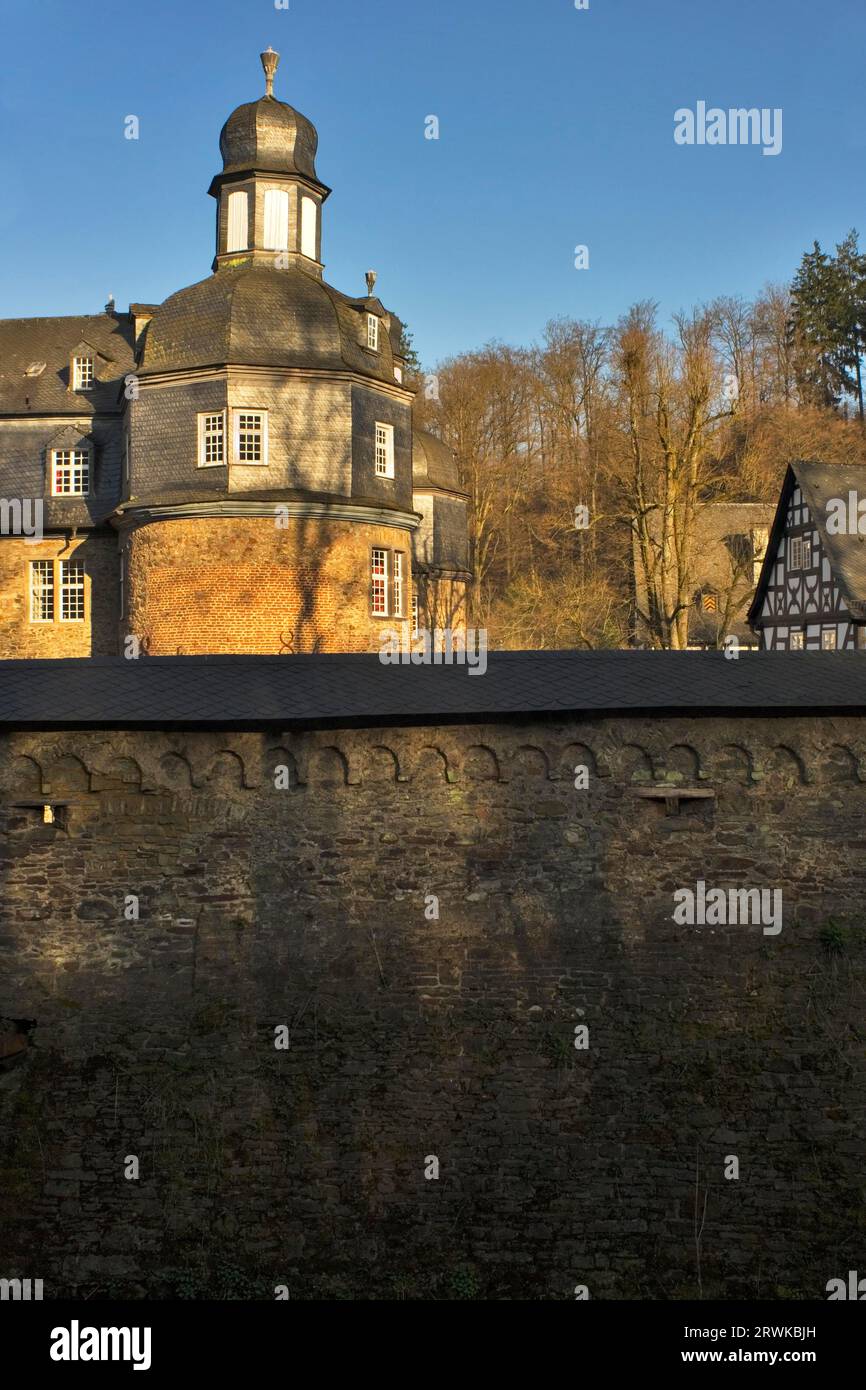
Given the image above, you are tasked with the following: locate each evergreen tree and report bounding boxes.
[790,231,866,417]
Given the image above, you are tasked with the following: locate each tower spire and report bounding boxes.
[260,47,279,98]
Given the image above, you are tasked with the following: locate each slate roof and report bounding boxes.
[113,487,419,517]
[412,428,463,493]
[0,313,137,415]
[219,94,321,183]
[141,265,400,388]
[0,650,864,730]
[749,462,866,625]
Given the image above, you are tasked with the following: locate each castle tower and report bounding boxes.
[0,51,470,660]
[118,51,432,656]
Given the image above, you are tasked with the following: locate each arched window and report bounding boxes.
[226,191,248,252]
[263,189,289,251]
[300,196,318,260]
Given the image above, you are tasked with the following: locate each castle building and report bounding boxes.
[0,50,470,658]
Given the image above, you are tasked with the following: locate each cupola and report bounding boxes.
[208,49,331,275]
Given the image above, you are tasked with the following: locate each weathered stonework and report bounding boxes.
[125,516,415,654]
[0,533,118,658]
[1,715,863,1300]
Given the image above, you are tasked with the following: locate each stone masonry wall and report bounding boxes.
[0,715,864,1300]
[0,534,119,659]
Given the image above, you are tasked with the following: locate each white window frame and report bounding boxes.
[371,547,406,617]
[51,448,90,497]
[198,411,226,468]
[367,314,380,351]
[59,559,85,623]
[393,550,404,618]
[300,196,318,260]
[371,548,389,616]
[72,356,94,390]
[226,190,249,253]
[788,536,803,570]
[375,422,394,478]
[232,409,268,465]
[30,559,54,622]
[263,188,290,251]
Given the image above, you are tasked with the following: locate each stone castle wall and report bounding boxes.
[1,715,864,1299]
[0,534,119,659]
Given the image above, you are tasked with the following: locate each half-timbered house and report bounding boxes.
[748,461,866,651]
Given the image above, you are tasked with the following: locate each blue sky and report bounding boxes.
[0,0,864,366]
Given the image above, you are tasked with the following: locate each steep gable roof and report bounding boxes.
[748,461,866,626]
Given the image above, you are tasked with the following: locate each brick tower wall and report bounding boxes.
[124,515,415,654]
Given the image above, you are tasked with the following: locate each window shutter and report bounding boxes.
[263,189,289,251]
[227,191,248,253]
[300,197,317,259]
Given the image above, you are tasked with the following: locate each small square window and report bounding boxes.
[59,559,85,622]
[198,412,225,467]
[51,449,90,496]
[375,422,394,478]
[234,410,267,464]
[821,628,837,650]
[30,560,54,622]
[790,631,804,650]
[73,356,94,390]
[367,314,380,351]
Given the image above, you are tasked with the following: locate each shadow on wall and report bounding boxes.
[0,719,864,1299]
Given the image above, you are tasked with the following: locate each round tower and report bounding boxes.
[117,50,420,655]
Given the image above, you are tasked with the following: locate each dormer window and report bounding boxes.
[72,356,94,391]
[51,448,90,496]
[367,314,380,351]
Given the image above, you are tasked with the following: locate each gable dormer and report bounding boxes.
[44,425,95,497]
[67,341,111,395]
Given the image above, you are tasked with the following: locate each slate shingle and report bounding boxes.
[0,650,864,730]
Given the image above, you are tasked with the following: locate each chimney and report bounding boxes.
[365,270,377,299]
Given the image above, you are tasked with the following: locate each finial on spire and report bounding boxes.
[260,47,279,98]
[365,270,378,298]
